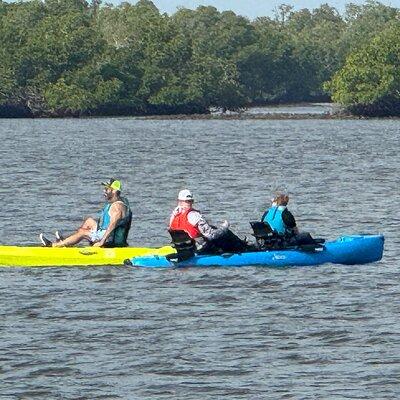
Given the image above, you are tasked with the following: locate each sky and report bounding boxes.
[110,0,400,19]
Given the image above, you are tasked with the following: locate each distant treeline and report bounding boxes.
[0,0,399,117]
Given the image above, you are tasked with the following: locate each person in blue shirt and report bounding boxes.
[261,193,298,237]
[261,193,322,248]
[39,179,132,247]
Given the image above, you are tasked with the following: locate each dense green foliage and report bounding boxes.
[326,20,400,116]
[0,0,399,116]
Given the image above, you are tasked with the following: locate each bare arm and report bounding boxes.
[93,203,124,247]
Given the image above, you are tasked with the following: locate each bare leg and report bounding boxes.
[52,217,97,247]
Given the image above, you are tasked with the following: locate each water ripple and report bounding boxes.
[0,118,398,399]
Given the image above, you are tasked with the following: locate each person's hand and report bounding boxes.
[92,241,103,247]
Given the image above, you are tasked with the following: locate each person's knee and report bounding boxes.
[82,217,97,229]
[78,226,91,236]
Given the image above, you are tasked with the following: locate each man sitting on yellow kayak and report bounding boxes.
[39,179,132,247]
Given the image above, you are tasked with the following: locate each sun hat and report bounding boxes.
[178,189,194,201]
[101,178,122,191]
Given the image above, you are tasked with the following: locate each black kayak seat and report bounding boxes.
[250,221,325,252]
[250,221,275,239]
[122,211,133,245]
[167,229,196,262]
[250,221,282,249]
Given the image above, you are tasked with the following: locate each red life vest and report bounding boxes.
[169,208,201,239]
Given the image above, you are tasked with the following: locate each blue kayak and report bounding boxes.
[127,234,384,268]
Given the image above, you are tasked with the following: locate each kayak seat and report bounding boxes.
[122,211,133,246]
[167,229,196,262]
[250,221,283,250]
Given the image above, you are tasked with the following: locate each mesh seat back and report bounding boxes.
[250,221,281,250]
[168,229,196,261]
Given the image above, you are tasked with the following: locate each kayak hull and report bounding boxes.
[0,245,174,267]
[129,235,384,268]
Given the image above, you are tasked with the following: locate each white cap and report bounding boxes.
[178,189,194,201]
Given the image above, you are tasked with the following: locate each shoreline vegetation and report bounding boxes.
[4,103,400,120]
[0,0,399,118]
[125,112,400,121]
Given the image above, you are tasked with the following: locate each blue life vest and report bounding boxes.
[262,206,287,235]
[97,197,132,247]
[98,203,112,230]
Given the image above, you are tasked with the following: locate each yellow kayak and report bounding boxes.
[0,245,174,267]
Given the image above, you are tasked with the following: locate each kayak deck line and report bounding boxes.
[0,245,174,267]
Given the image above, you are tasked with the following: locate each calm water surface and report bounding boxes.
[0,117,399,399]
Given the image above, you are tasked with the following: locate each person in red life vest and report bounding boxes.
[169,189,249,254]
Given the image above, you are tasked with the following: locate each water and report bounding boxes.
[0,117,399,399]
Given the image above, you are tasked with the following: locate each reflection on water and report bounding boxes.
[0,117,398,399]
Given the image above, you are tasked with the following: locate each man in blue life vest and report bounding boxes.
[261,193,298,237]
[39,179,132,247]
[169,189,249,253]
